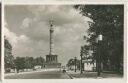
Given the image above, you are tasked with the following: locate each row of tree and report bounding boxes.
[5,38,46,72]
[15,56,45,70]
[5,56,45,72]
[74,5,124,74]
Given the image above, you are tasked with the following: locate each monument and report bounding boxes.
[44,19,61,68]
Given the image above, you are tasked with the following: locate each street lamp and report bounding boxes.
[97,34,103,76]
[98,34,103,41]
[80,46,84,74]
[74,57,77,72]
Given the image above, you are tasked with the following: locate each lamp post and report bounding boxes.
[97,34,103,76]
[74,57,77,72]
[80,46,84,74]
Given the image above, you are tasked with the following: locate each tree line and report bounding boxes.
[5,37,46,73]
[5,56,45,73]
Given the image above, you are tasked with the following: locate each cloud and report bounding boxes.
[21,18,31,29]
[5,5,91,65]
[4,21,18,47]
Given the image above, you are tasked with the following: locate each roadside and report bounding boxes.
[66,70,123,79]
[5,68,61,77]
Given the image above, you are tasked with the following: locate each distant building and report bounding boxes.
[83,51,96,71]
[83,59,96,71]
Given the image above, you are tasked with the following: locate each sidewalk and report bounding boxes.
[66,70,123,79]
[5,68,61,77]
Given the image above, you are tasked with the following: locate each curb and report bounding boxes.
[5,69,60,77]
[66,73,74,79]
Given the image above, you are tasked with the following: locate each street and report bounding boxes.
[5,69,71,79]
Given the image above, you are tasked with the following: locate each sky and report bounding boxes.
[4,5,92,65]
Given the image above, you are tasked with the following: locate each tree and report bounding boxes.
[25,57,34,69]
[67,58,80,70]
[67,59,74,67]
[34,57,45,67]
[74,5,124,73]
[14,57,26,72]
[4,37,15,72]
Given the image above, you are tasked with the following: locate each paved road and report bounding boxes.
[5,69,71,79]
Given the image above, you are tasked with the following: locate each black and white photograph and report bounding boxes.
[4,4,125,79]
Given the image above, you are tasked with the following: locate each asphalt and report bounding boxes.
[5,70,71,79]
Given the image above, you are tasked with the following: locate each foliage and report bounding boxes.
[14,57,26,70]
[4,37,15,69]
[74,5,124,73]
[4,37,46,71]
[67,58,80,69]
[25,57,35,69]
[14,56,45,70]
[34,57,45,66]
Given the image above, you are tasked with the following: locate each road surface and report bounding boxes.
[5,69,71,79]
